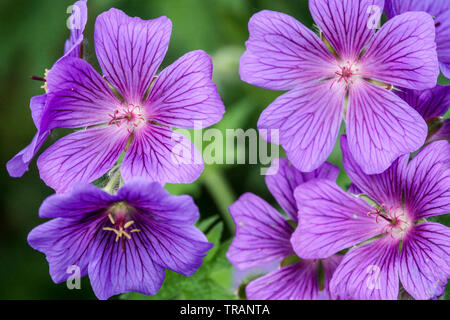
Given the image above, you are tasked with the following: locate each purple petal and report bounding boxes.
[258,81,345,172]
[46,57,119,129]
[361,12,439,90]
[265,158,339,222]
[227,193,294,270]
[330,236,400,300]
[346,80,427,174]
[291,179,382,259]
[121,124,203,185]
[37,126,129,193]
[246,261,319,300]
[341,135,407,207]
[239,10,335,90]
[28,215,102,284]
[63,0,88,58]
[39,183,115,219]
[431,118,450,142]
[394,85,450,120]
[404,141,450,220]
[309,0,384,61]
[385,0,450,78]
[321,254,343,299]
[146,50,225,129]
[399,222,450,300]
[94,9,171,103]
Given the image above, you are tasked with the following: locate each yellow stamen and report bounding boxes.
[124,220,135,229]
[108,214,115,225]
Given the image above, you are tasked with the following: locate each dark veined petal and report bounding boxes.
[404,141,450,220]
[246,261,319,300]
[239,10,336,90]
[37,126,129,193]
[346,80,427,174]
[227,193,294,270]
[63,0,88,58]
[94,8,172,103]
[258,81,345,172]
[146,50,225,129]
[361,12,439,90]
[120,124,203,185]
[330,236,400,300]
[291,179,382,259]
[309,0,385,60]
[265,158,339,222]
[399,222,450,300]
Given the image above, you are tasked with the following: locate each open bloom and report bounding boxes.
[385,0,450,78]
[28,180,212,300]
[291,136,450,299]
[7,0,88,178]
[227,158,342,300]
[240,0,439,174]
[395,85,450,143]
[34,8,225,193]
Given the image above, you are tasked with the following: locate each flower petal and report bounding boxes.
[432,119,450,142]
[341,135,407,207]
[361,12,439,90]
[346,80,427,174]
[385,0,450,78]
[399,222,450,300]
[395,85,450,120]
[37,126,129,193]
[321,254,343,299]
[39,183,115,219]
[265,158,339,222]
[239,10,335,90]
[246,261,319,300]
[28,216,102,284]
[258,81,345,172]
[145,50,225,129]
[404,141,450,220]
[121,124,203,185]
[94,9,172,103]
[330,236,400,300]
[46,57,119,129]
[64,0,88,58]
[227,193,294,270]
[309,0,384,60]
[291,179,381,259]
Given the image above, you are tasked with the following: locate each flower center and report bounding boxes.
[368,204,412,240]
[332,60,360,89]
[108,104,145,133]
[103,202,140,251]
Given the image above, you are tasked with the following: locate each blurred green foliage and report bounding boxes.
[0,0,448,300]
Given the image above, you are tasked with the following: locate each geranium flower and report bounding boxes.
[33,8,225,193]
[385,0,450,78]
[291,136,450,299]
[227,158,342,300]
[240,0,439,174]
[28,180,212,300]
[7,0,88,178]
[395,85,450,143]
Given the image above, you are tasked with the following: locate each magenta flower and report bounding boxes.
[385,0,450,78]
[395,85,450,143]
[28,180,212,300]
[227,158,342,300]
[291,136,450,300]
[34,8,225,192]
[7,0,88,178]
[240,0,440,174]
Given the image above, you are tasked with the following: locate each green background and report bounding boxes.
[0,0,448,299]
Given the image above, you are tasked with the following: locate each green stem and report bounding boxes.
[103,168,121,194]
[201,166,236,234]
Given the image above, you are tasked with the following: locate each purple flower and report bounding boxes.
[240,0,440,175]
[34,8,225,193]
[7,0,88,178]
[227,158,342,300]
[385,0,450,78]
[395,85,450,143]
[28,180,212,300]
[291,136,450,300]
